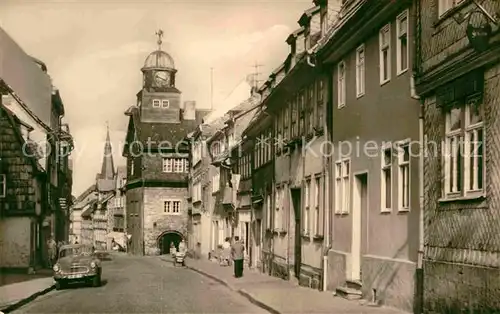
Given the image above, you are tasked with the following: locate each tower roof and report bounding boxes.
[142,50,175,70]
[98,123,115,180]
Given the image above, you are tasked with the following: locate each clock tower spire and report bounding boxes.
[155,29,163,51]
[138,29,181,124]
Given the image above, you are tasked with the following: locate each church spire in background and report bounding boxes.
[99,121,115,180]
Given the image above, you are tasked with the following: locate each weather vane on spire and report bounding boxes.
[155,29,164,50]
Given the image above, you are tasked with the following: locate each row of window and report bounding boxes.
[192,182,202,202]
[274,78,326,151]
[164,200,181,214]
[444,99,484,199]
[192,141,204,165]
[152,99,170,108]
[162,158,189,173]
[303,176,322,236]
[237,154,251,179]
[255,130,273,169]
[381,144,410,212]
[265,177,323,236]
[337,10,408,107]
[212,173,220,193]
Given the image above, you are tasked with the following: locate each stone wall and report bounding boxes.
[143,187,188,255]
[0,216,31,268]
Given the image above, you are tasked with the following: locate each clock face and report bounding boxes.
[154,71,170,87]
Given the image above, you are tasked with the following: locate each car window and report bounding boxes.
[59,248,74,258]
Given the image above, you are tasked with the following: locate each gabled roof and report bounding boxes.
[298,6,320,26]
[99,193,115,205]
[286,27,305,44]
[123,106,208,154]
[0,105,45,174]
[75,184,96,204]
[81,199,97,218]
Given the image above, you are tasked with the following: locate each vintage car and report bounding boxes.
[52,244,102,289]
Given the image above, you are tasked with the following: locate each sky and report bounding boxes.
[0,0,312,196]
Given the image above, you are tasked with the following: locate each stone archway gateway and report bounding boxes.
[157,230,183,255]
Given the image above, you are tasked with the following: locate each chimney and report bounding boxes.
[183,101,196,120]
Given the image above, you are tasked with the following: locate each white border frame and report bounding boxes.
[337,61,346,108]
[379,23,391,85]
[334,158,351,214]
[356,44,366,98]
[380,142,393,213]
[396,10,409,76]
[397,138,411,212]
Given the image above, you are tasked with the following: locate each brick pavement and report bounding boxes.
[160,255,409,314]
[0,277,55,312]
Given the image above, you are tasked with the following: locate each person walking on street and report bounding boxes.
[47,236,57,267]
[231,236,245,278]
[221,237,231,266]
[178,239,186,253]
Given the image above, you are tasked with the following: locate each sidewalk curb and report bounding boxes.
[186,264,281,314]
[158,257,282,314]
[0,283,55,313]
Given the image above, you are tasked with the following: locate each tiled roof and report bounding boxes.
[0,105,45,174]
[97,178,115,193]
[129,107,208,148]
[81,199,97,218]
[75,184,96,203]
[99,193,115,204]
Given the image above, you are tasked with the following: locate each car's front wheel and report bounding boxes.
[55,280,65,290]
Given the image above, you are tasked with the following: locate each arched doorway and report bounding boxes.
[157,231,183,255]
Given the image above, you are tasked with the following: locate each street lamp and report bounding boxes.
[452,0,499,52]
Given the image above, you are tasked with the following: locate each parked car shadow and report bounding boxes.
[63,279,108,289]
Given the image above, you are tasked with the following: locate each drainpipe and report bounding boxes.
[411,74,424,314]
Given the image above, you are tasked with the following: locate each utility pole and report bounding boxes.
[210,67,214,111]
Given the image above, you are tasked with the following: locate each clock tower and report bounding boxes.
[139,29,181,123]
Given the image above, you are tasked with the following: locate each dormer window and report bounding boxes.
[162,100,170,108]
[153,99,161,108]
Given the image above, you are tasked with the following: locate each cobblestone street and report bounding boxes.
[9,254,266,313]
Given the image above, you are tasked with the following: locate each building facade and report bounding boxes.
[414,0,500,312]
[187,119,223,259]
[315,0,421,311]
[70,184,97,244]
[122,36,209,256]
[0,39,74,270]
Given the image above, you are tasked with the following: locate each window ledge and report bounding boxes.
[356,92,365,99]
[397,68,408,77]
[380,209,392,214]
[439,193,486,203]
[380,79,390,86]
[301,234,312,241]
[335,211,349,216]
[313,235,324,242]
[192,200,202,205]
[433,0,471,30]
[273,228,287,236]
[212,191,219,196]
[337,104,346,109]
[398,208,410,213]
